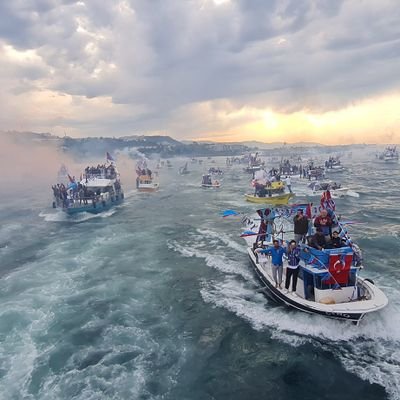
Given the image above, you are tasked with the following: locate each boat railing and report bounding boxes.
[54,190,123,208]
[84,172,118,180]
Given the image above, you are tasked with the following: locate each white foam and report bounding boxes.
[199,275,400,399]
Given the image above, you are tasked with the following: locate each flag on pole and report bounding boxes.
[106,152,115,163]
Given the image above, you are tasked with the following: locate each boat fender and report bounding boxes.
[111,196,115,202]
[364,278,375,285]
[121,193,124,199]
[52,201,56,208]
[319,297,336,305]
[102,200,106,207]
[116,195,119,201]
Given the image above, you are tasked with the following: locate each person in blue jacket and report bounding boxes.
[255,239,286,288]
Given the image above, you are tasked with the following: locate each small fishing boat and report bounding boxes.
[245,192,294,204]
[51,153,124,215]
[308,181,359,198]
[201,174,221,188]
[377,146,399,163]
[239,193,388,324]
[136,160,159,192]
[246,181,294,205]
[244,152,264,174]
[325,157,345,172]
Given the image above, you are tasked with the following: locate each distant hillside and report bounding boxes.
[1,130,250,158]
[193,140,324,148]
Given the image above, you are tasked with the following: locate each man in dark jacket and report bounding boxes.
[293,209,309,243]
[310,228,327,250]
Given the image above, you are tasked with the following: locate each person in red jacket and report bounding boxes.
[314,210,332,240]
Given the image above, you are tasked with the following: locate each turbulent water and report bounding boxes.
[1,152,399,400]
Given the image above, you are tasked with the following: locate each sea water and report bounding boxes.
[0,154,399,399]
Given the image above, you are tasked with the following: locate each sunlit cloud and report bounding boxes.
[0,0,399,143]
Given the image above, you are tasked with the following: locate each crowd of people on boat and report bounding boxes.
[208,167,223,175]
[137,167,153,178]
[325,156,341,169]
[84,164,117,180]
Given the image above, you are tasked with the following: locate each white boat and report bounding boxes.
[240,195,388,324]
[201,174,221,188]
[325,157,345,172]
[378,146,399,163]
[136,160,159,192]
[52,156,124,215]
[308,181,359,198]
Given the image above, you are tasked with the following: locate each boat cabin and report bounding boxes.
[296,247,358,303]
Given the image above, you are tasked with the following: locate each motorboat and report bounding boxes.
[240,194,388,324]
[201,174,221,188]
[378,146,399,163]
[246,181,294,205]
[308,181,359,198]
[136,160,159,192]
[244,152,264,174]
[325,157,345,172]
[52,154,124,214]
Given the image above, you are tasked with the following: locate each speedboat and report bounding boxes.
[240,194,388,324]
[52,155,124,215]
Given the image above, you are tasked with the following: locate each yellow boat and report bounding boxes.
[245,192,294,205]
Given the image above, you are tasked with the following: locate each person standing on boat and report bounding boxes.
[255,240,285,288]
[284,176,292,193]
[285,240,300,294]
[314,209,332,241]
[293,209,309,243]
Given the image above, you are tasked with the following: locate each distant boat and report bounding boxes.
[245,192,294,205]
[136,160,159,192]
[52,154,124,214]
[246,180,294,205]
[308,181,359,199]
[201,174,221,188]
[378,146,399,163]
[325,157,345,172]
[179,163,190,175]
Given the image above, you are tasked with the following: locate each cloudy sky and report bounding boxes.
[1,0,400,144]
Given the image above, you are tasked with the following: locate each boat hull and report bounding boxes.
[247,249,387,323]
[63,196,124,215]
[245,193,294,204]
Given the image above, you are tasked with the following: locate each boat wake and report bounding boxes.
[171,226,400,399]
[200,275,400,399]
[39,209,117,222]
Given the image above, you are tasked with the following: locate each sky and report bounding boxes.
[0,0,400,144]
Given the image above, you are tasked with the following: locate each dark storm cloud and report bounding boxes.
[1,0,400,136]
